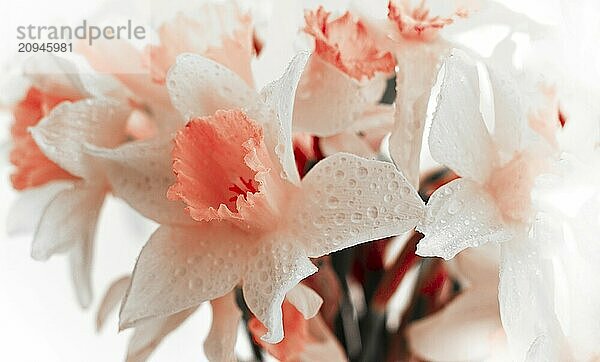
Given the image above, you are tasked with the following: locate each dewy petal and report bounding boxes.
[389,41,450,188]
[416,179,514,260]
[289,153,425,258]
[126,308,197,362]
[286,284,323,320]
[293,55,381,137]
[258,52,310,186]
[499,236,571,360]
[166,54,260,121]
[242,236,317,343]
[119,224,245,329]
[97,275,131,331]
[31,183,105,261]
[205,292,241,362]
[84,138,194,226]
[7,180,72,236]
[429,49,498,183]
[30,98,130,181]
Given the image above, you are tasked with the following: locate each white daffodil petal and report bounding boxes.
[166,53,261,121]
[259,51,310,186]
[286,284,323,320]
[32,183,104,261]
[429,49,498,183]
[499,237,570,361]
[97,275,131,331]
[7,180,72,236]
[69,214,98,309]
[205,292,241,362]
[390,41,449,188]
[242,237,317,344]
[416,179,514,260]
[292,153,424,258]
[487,64,526,158]
[126,308,197,362]
[119,224,245,330]
[31,98,130,180]
[407,288,502,362]
[293,55,372,137]
[84,138,194,226]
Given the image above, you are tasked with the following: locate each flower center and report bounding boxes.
[228,177,258,202]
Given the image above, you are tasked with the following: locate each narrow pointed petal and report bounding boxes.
[416,179,514,260]
[166,54,260,121]
[389,42,449,188]
[126,308,197,362]
[242,237,318,343]
[69,214,98,308]
[259,51,310,185]
[119,224,245,329]
[7,181,72,236]
[205,293,241,362]
[286,284,323,320]
[32,184,105,261]
[30,98,130,180]
[84,138,194,226]
[97,276,131,331]
[291,153,424,258]
[429,49,498,183]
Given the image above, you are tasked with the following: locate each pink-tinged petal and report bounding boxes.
[168,110,284,228]
[30,98,130,181]
[77,39,172,108]
[7,181,72,236]
[83,138,194,226]
[304,7,395,80]
[499,237,571,360]
[10,87,79,190]
[408,245,504,361]
[293,55,381,137]
[416,179,514,260]
[166,54,260,121]
[429,49,498,183]
[126,308,197,362]
[286,284,323,320]
[97,275,131,331]
[487,150,549,222]
[290,153,424,258]
[389,41,450,188]
[407,287,503,361]
[258,52,310,185]
[243,237,318,343]
[205,292,241,362]
[301,315,347,362]
[248,301,310,361]
[119,224,245,329]
[387,0,463,41]
[146,2,255,86]
[31,183,105,261]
